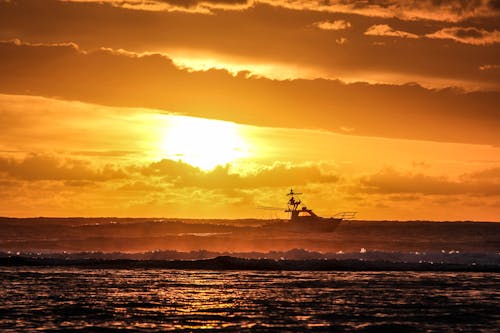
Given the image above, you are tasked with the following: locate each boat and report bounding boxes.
[263,189,356,232]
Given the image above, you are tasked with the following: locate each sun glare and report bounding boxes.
[160,116,250,170]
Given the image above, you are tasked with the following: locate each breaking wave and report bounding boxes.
[1,249,498,271]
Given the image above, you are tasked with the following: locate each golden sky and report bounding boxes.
[0,0,499,220]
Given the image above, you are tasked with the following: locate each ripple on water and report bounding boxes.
[0,269,498,332]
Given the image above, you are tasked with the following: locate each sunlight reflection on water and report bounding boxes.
[0,268,498,332]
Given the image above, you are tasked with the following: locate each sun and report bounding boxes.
[160,115,250,170]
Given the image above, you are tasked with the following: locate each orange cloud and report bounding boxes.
[139,159,339,189]
[359,168,500,196]
[1,1,499,91]
[335,37,347,45]
[63,0,252,13]
[55,0,500,22]
[313,19,351,31]
[260,0,500,22]
[0,123,499,219]
[464,167,500,182]
[1,40,499,145]
[479,64,500,71]
[0,154,126,181]
[426,27,500,45]
[365,24,419,39]
[0,152,338,189]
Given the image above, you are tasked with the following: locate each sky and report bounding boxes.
[0,0,499,220]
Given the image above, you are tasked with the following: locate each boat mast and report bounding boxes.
[285,188,302,219]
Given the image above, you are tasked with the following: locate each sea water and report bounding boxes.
[0,268,498,332]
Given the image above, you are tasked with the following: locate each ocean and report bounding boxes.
[1,267,498,332]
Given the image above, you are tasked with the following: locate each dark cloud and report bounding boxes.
[0,40,499,145]
[49,0,252,13]
[463,167,500,181]
[455,28,485,38]
[158,0,251,12]
[160,0,249,5]
[260,0,500,22]
[82,0,500,22]
[0,0,499,91]
[426,27,500,45]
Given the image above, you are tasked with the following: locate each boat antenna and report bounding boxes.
[287,188,302,197]
[286,188,302,214]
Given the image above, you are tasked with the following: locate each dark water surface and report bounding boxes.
[0,268,498,332]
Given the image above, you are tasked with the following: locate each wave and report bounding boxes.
[2,218,499,254]
[1,249,498,272]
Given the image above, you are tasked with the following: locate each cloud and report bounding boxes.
[63,0,251,13]
[335,37,347,45]
[426,27,500,45]
[138,159,339,189]
[139,159,200,178]
[1,40,499,145]
[365,24,419,39]
[0,151,338,188]
[71,150,139,157]
[260,0,500,22]
[479,64,500,71]
[464,167,500,182]
[359,168,500,196]
[0,153,338,189]
[0,150,499,219]
[72,0,500,22]
[117,181,166,192]
[1,1,499,92]
[0,154,126,181]
[313,19,351,31]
